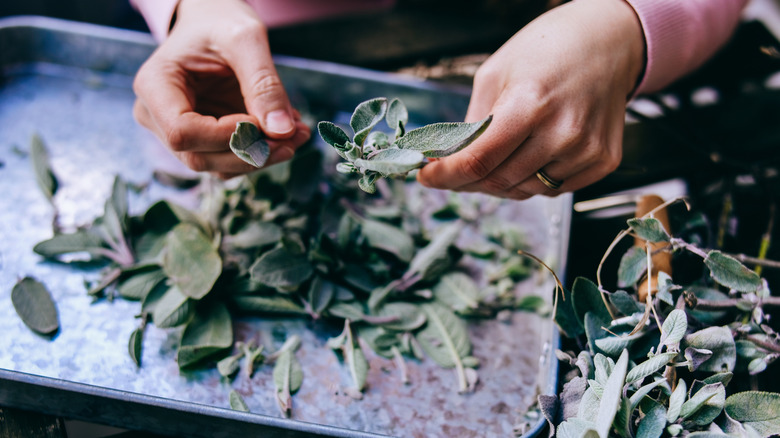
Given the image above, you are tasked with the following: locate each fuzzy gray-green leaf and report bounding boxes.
[667,379,687,423]
[30,133,58,201]
[128,327,144,367]
[679,382,725,423]
[374,302,426,331]
[273,349,303,416]
[162,223,222,300]
[360,218,415,262]
[395,115,492,158]
[317,121,350,148]
[12,277,59,335]
[250,246,313,290]
[386,98,408,136]
[229,390,249,412]
[628,217,670,243]
[351,97,388,146]
[636,399,666,438]
[229,122,270,168]
[223,222,283,250]
[617,246,647,288]
[572,277,612,328]
[152,286,194,328]
[595,332,643,357]
[683,326,736,373]
[416,302,470,368]
[354,148,424,176]
[358,172,378,194]
[432,272,481,312]
[118,268,166,301]
[33,230,106,259]
[177,302,233,368]
[724,391,780,437]
[231,295,308,316]
[405,221,462,282]
[625,352,677,384]
[704,250,762,292]
[597,349,628,438]
[660,309,687,347]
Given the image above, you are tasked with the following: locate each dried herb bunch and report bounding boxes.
[541,197,780,437]
[26,100,544,418]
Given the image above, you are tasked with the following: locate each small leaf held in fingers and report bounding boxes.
[395,115,492,157]
[230,122,270,168]
[353,148,425,176]
[12,277,59,335]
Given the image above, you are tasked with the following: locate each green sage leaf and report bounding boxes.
[404,221,462,283]
[617,246,647,288]
[353,148,425,176]
[250,246,313,290]
[625,352,677,384]
[386,98,408,136]
[229,390,249,412]
[273,349,303,416]
[432,272,481,312]
[636,399,666,438]
[724,391,780,437]
[557,418,599,438]
[627,217,670,243]
[704,250,762,292]
[610,290,643,316]
[683,326,736,373]
[358,172,379,194]
[217,352,243,378]
[307,277,334,317]
[360,218,415,262]
[152,286,194,328]
[667,379,687,423]
[596,349,628,438]
[223,222,283,250]
[162,223,222,299]
[33,230,106,259]
[317,121,350,148]
[395,116,492,158]
[30,133,58,201]
[416,302,471,368]
[660,309,687,347]
[595,332,644,357]
[177,302,233,368]
[679,382,725,424]
[11,277,59,335]
[572,277,612,328]
[117,267,166,301]
[229,122,270,168]
[231,295,308,316]
[374,302,426,331]
[351,98,388,146]
[128,327,144,367]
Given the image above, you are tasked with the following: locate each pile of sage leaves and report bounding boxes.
[540,200,780,438]
[25,102,544,418]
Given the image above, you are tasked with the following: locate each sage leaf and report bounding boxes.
[162,223,222,299]
[152,286,194,328]
[629,379,668,412]
[328,301,368,321]
[229,390,249,412]
[555,285,584,338]
[230,122,270,168]
[557,418,599,438]
[617,246,647,288]
[683,326,736,372]
[328,320,369,393]
[627,217,670,243]
[30,133,58,201]
[660,309,687,347]
[250,246,313,290]
[353,149,424,176]
[584,312,610,356]
[724,391,780,437]
[360,218,415,262]
[610,290,643,316]
[117,267,166,301]
[684,347,714,372]
[273,350,303,417]
[317,121,350,148]
[416,302,471,368]
[11,277,59,335]
[404,221,462,283]
[217,352,243,378]
[222,222,283,250]
[625,352,677,384]
[374,302,426,331]
[432,272,481,312]
[386,98,408,136]
[538,394,559,435]
[231,295,308,316]
[595,332,643,357]
[572,277,612,328]
[307,277,334,317]
[596,349,628,438]
[177,302,233,368]
[679,382,725,424]
[667,379,687,423]
[350,97,388,146]
[33,230,106,259]
[636,399,666,438]
[358,172,379,194]
[128,327,144,367]
[395,116,492,158]
[705,250,762,292]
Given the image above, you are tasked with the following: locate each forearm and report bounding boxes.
[625,0,749,94]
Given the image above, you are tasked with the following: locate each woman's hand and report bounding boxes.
[417,0,645,199]
[133,0,310,178]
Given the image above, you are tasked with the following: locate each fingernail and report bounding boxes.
[265,110,294,135]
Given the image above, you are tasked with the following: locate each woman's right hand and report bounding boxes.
[132,0,311,178]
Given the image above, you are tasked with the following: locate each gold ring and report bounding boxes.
[536,169,563,190]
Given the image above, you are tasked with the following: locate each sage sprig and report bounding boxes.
[318,97,492,193]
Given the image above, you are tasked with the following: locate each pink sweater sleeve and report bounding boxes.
[624,0,749,94]
[130,0,395,42]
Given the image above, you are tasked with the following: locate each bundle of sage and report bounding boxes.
[25,99,543,418]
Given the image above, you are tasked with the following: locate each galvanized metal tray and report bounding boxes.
[0,16,568,437]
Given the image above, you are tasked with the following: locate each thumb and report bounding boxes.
[221,23,295,139]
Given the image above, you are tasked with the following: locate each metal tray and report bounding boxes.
[0,16,568,437]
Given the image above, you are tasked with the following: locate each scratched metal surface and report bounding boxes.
[0,16,568,438]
